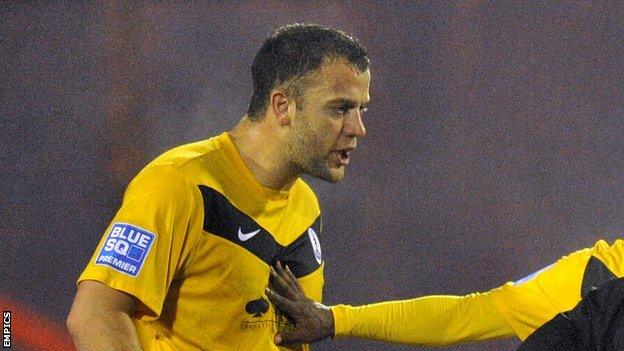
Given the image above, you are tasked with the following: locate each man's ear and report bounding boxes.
[269,90,294,127]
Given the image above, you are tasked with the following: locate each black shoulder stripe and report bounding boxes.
[198,185,322,277]
[198,185,279,264]
[581,256,617,298]
[281,217,322,278]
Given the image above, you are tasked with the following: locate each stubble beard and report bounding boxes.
[304,152,340,183]
[289,122,342,184]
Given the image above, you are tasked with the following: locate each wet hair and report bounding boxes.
[246,24,369,120]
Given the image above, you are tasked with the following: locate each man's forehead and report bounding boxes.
[320,60,368,83]
[308,60,370,96]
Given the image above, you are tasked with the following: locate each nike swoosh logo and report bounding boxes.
[238,227,261,241]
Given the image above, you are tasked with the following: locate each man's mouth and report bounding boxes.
[334,148,353,166]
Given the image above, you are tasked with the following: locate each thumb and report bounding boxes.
[274,331,301,345]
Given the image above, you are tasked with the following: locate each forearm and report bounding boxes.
[68,310,143,351]
[331,292,514,346]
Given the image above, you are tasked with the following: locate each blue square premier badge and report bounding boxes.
[95,223,156,277]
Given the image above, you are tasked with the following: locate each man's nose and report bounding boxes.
[343,111,366,138]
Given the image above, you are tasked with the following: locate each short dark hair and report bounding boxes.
[247,24,369,120]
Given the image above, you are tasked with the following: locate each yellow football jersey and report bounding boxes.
[79,132,324,350]
[490,239,624,340]
[331,239,624,345]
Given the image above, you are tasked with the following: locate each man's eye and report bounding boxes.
[360,106,368,114]
[335,106,350,114]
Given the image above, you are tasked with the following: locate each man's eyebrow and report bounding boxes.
[326,98,370,108]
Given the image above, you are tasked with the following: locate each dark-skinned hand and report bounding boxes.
[266,261,335,346]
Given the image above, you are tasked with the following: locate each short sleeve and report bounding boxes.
[78,165,203,318]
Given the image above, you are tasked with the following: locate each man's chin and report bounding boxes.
[306,165,345,183]
[322,167,346,183]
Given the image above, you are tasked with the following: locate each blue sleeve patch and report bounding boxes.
[513,263,554,285]
[95,223,156,277]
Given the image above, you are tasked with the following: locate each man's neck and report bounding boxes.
[229,117,299,192]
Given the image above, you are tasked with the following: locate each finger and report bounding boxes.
[276,260,287,277]
[269,266,298,300]
[284,265,305,292]
[276,262,299,291]
[265,287,297,316]
[274,262,299,293]
[269,266,287,291]
[275,330,307,345]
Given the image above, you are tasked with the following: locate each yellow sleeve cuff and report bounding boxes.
[330,304,353,338]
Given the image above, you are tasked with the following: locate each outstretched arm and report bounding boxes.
[266,262,513,347]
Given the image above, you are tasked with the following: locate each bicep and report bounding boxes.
[71,280,136,317]
[68,280,138,335]
[67,280,143,350]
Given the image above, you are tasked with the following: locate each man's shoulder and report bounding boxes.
[292,178,321,210]
[150,134,225,170]
[127,133,229,192]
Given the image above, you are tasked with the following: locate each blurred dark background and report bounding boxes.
[2,1,624,350]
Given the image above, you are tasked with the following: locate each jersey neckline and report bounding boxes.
[218,132,293,202]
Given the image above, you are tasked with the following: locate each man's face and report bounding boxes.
[288,59,371,183]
